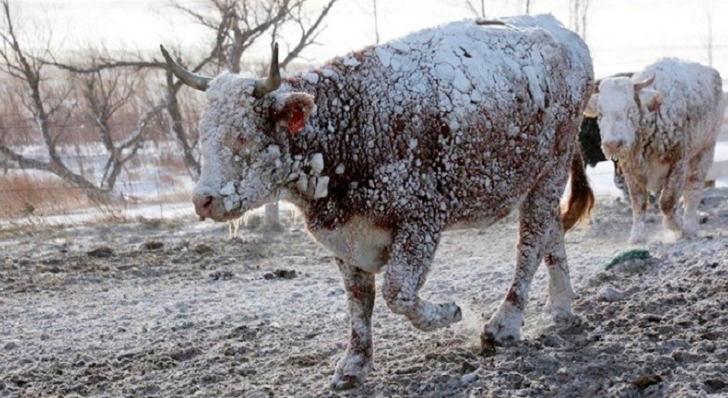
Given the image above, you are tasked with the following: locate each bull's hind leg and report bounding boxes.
[331,259,375,390]
[481,166,567,354]
[659,160,688,236]
[682,146,715,237]
[382,226,462,331]
[543,225,576,323]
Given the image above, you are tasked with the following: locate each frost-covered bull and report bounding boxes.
[584,58,724,244]
[162,14,594,389]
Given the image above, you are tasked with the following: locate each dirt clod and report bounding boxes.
[193,244,215,255]
[87,246,114,258]
[209,270,234,281]
[704,379,727,392]
[142,241,164,251]
[631,374,662,389]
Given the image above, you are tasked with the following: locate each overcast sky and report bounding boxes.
[11,0,728,80]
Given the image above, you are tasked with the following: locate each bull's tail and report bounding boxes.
[561,149,595,231]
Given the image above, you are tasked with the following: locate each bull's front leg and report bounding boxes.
[659,161,688,237]
[331,258,375,390]
[382,226,462,331]
[613,159,630,201]
[625,172,649,245]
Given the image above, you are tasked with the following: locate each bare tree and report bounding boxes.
[569,0,594,41]
[515,0,535,14]
[454,0,538,18]
[523,0,535,14]
[73,65,164,192]
[371,0,380,45]
[456,0,486,18]
[704,0,716,67]
[357,0,384,43]
[171,0,338,73]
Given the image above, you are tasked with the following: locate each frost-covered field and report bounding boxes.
[1,185,727,397]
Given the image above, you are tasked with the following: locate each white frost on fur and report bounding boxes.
[219,181,236,196]
[314,176,330,199]
[309,153,324,175]
[343,57,361,67]
[303,72,319,84]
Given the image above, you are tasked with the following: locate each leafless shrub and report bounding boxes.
[0,171,92,219]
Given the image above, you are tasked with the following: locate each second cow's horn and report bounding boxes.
[633,75,655,92]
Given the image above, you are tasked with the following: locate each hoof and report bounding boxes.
[682,224,698,239]
[331,373,364,390]
[629,222,647,245]
[479,331,498,356]
[663,216,682,232]
[629,235,647,245]
[330,353,371,390]
[545,307,574,325]
[479,329,518,356]
[480,308,521,356]
[409,302,462,331]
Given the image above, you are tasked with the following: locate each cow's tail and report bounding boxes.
[561,148,595,232]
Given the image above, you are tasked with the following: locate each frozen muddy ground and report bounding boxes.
[1,188,727,398]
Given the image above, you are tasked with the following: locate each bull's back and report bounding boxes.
[373,16,588,149]
[368,16,591,220]
[641,58,724,150]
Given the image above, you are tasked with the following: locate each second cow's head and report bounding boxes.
[161,44,315,221]
[583,75,663,159]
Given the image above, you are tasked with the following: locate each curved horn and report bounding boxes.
[253,42,281,98]
[633,75,654,92]
[159,45,212,92]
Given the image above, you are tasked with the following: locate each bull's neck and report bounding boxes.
[278,70,363,213]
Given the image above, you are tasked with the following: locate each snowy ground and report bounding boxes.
[1,185,727,397]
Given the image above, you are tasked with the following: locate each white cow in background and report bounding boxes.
[584,58,725,244]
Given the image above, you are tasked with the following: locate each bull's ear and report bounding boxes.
[274,92,316,134]
[583,94,599,118]
[639,90,662,113]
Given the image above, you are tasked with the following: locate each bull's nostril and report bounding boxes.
[202,196,213,209]
[193,195,216,217]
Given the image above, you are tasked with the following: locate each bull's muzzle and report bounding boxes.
[602,140,626,159]
[192,194,214,220]
[191,191,231,221]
